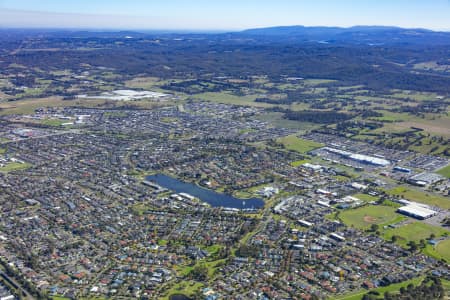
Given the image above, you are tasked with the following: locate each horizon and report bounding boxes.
[1,0,449,31]
[1,24,450,34]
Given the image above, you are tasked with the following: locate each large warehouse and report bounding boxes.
[397,202,437,220]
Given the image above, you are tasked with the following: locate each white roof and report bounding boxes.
[398,204,436,218]
[349,153,390,166]
[323,147,390,166]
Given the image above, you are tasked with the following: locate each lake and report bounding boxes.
[146,173,264,209]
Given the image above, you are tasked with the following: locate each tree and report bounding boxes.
[189,264,208,282]
[370,224,379,232]
[419,239,426,249]
[407,241,418,252]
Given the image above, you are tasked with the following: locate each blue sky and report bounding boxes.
[0,0,449,30]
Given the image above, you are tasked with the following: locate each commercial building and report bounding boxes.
[397,202,437,220]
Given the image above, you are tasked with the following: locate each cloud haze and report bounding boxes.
[0,1,449,31]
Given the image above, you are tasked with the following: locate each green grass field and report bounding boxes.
[435,239,450,261]
[387,186,450,209]
[339,205,404,229]
[352,193,379,203]
[163,281,204,300]
[0,162,31,173]
[423,239,450,262]
[436,165,450,179]
[0,96,108,115]
[290,159,310,167]
[333,276,424,300]
[302,79,337,86]
[40,119,68,126]
[194,92,269,107]
[256,112,318,131]
[278,135,323,154]
[383,222,449,247]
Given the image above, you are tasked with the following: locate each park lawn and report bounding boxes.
[436,165,450,179]
[333,276,425,300]
[423,239,450,262]
[436,239,450,261]
[386,186,450,210]
[202,244,223,257]
[0,148,5,154]
[352,193,379,203]
[422,240,450,262]
[163,281,204,300]
[157,239,168,246]
[443,278,450,292]
[278,135,324,154]
[0,162,31,173]
[383,222,449,248]
[339,205,404,230]
[178,258,226,278]
[40,119,68,126]
[290,159,310,167]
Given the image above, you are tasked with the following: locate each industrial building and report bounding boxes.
[322,147,390,167]
[397,202,437,220]
[408,172,445,187]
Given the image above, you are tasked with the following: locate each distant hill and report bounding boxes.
[237,25,450,45]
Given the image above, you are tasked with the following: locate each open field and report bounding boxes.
[339,205,404,230]
[393,117,450,137]
[423,239,450,262]
[387,186,450,209]
[413,61,450,72]
[303,79,337,86]
[0,162,31,173]
[435,239,450,261]
[383,222,449,247]
[390,90,443,101]
[352,193,379,203]
[194,92,270,107]
[278,135,323,154]
[256,112,318,130]
[333,276,425,300]
[163,281,204,300]
[0,96,170,116]
[290,159,310,167]
[0,97,106,115]
[436,165,450,178]
[39,119,69,126]
[370,110,418,122]
[124,76,179,92]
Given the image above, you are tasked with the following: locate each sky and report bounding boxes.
[0,0,449,31]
